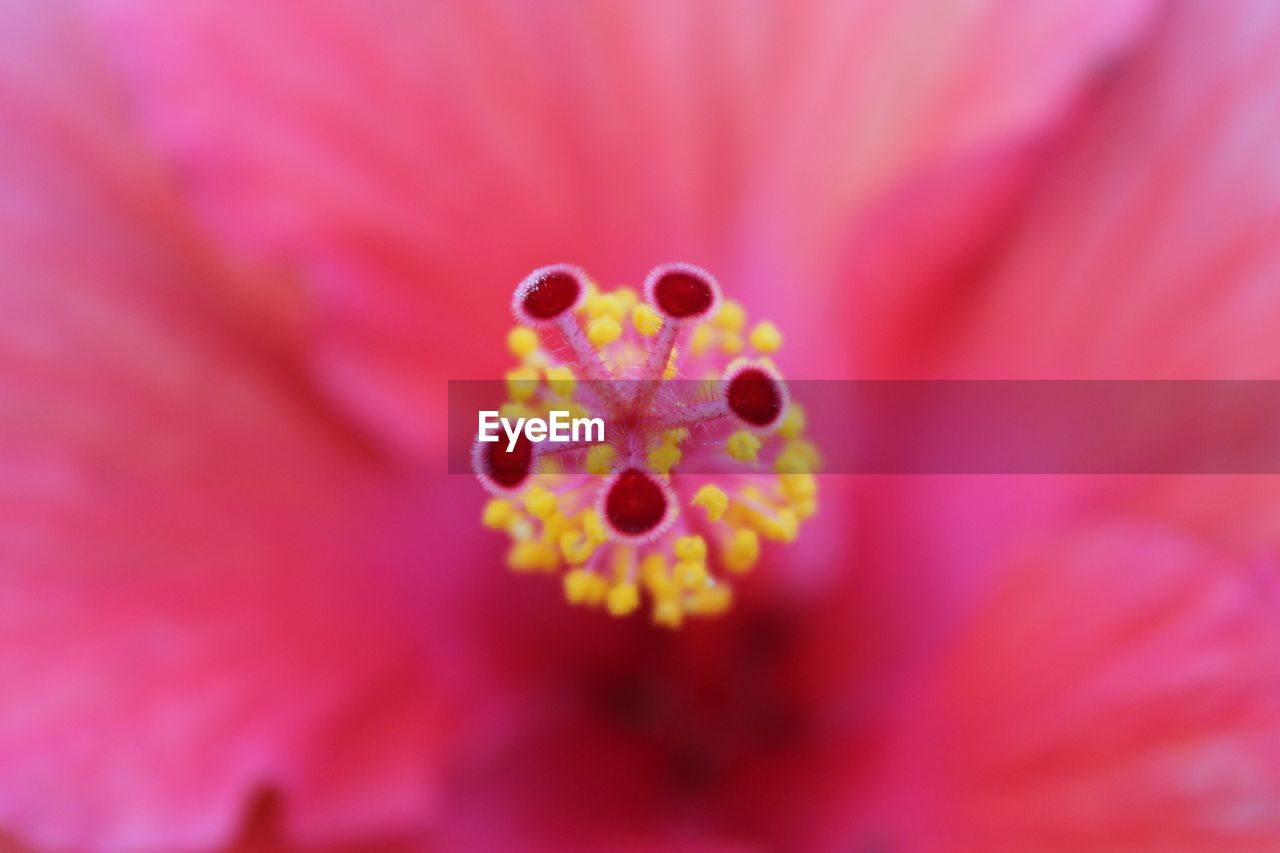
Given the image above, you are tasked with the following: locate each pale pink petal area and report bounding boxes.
[953,0,1280,378]
[904,524,1280,850]
[87,0,1156,457]
[936,0,1280,560]
[0,3,460,849]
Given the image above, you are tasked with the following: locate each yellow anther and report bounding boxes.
[780,473,816,502]
[540,511,570,542]
[778,403,806,439]
[675,560,708,588]
[562,402,591,421]
[653,598,684,629]
[791,439,823,471]
[759,508,799,542]
[508,326,539,359]
[692,484,729,522]
[524,486,558,520]
[508,541,559,573]
[720,331,743,355]
[559,530,596,564]
[663,348,679,379]
[581,509,608,543]
[534,454,562,475]
[544,365,576,397]
[604,294,630,319]
[715,300,746,331]
[723,528,760,573]
[587,316,622,347]
[606,582,640,616]
[647,443,681,475]
[563,569,607,605]
[727,430,762,463]
[582,292,609,319]
[611,547,635,584]
[482,499,514,529]
[774,444,810,474]
[662,428,690,445]
[793,496,818,520]
[586,444,616,475]
[632,303,664,337]
[508,514,534,541]
[749,321,782,353]
[688,584,733,616]
[690,324,714,356]
[505,366,540,402]
[674,535,708,563]
[499,402,535,421]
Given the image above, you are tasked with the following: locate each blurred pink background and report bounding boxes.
[2,0,1279,850]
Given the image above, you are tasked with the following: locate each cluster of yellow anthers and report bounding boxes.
[475,263,819,628]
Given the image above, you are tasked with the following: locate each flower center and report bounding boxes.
[477,263,820,627]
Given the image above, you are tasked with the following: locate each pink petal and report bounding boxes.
[88,0,1155,455]
[953,0,1280,377]
[909,524,1280,849]
[0,2,460,848]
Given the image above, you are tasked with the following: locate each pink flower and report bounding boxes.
[1,0,1278,850]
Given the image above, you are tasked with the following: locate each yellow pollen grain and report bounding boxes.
[505,366,540,402]
[778,403,806,439]
[581,509,608,543]
[720,332,743,355]
[524,486,558,520]
[675,560,708,588]
[760,508,799,542]
[482,499,514,529]
[692,484,729,521]
[508,326,539,359]
[715,300,746,331]
[606,582,640,616]
[749,321,782,353]
[508,541,559,573]
[663,347,680,379]
[586,444,616,475]
[688,584,733,616]
[564,568,607,605]
[544,365,576,397]
[662,428,690,445]
[674,535,707,563]
[780,473,816,502]
[723,528,759,573]
[653,598,684,629]
[727,430,762,463]
[647,443,681,475]
[559,530,596,564]
[611,547,636,585]
[499,402,535,421]
[632,303,663,337]
[690,324,714,356]
[588,316,622,347]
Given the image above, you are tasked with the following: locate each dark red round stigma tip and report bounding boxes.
[604,469,669,537]
[727,367,786,428]
[515,266,584,323]
[479,433,534,491]
[646,264,719,320]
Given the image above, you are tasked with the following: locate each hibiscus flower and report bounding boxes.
[1,0,1277,851]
